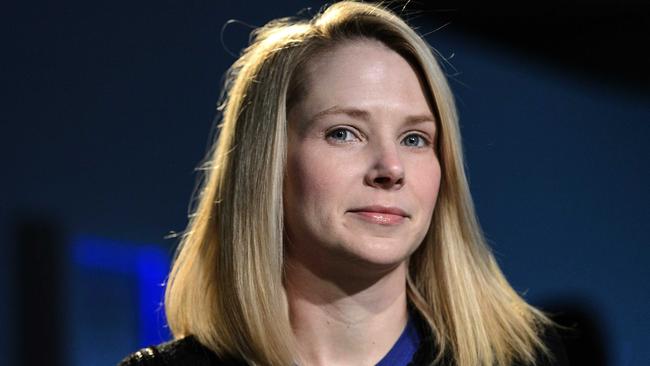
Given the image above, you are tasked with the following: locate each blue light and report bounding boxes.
[72,235,171,347]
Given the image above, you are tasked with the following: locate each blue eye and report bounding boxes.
[327,128,357,142]
[402,134,428,147]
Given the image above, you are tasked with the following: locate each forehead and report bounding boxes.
[296,39,434,116]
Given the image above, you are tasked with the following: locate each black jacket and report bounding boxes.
[119,316,569,366]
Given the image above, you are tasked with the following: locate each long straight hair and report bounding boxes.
[165,2,552,365]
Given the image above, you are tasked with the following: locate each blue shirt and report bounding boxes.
[375,314,420,366]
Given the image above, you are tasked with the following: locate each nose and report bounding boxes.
[364,142,405,190]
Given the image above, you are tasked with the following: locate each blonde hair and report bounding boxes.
[165,2,553,365]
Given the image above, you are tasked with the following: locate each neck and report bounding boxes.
[284,256,409,366]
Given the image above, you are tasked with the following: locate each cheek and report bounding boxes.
[284,144,351,243]
[411,159,442,209]
[285,143,339,211]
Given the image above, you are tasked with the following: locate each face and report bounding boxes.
[284,40,441,274]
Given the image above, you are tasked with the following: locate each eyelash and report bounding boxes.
[325,127,432,148]
[326,127,359,142]
[401,133,430,148]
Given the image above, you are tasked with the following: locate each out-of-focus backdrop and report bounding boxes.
[2,1,648,365]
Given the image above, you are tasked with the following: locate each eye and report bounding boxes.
[401,133,429,147]
[326,127,358,142]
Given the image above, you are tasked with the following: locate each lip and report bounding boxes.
[348,206,409,225]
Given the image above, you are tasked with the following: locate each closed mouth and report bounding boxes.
[348,205,409,218]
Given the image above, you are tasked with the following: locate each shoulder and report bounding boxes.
[530,324,570,366]
[117,336,246,366]
[410,311,570,366]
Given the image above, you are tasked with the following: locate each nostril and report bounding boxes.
[372,176,404,188]
[374,177,391,185]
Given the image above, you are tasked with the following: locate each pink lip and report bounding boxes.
[348,206,409,225]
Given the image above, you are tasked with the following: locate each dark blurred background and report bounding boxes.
[2,0,648,365]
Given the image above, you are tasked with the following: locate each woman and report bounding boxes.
[120,1,567,365]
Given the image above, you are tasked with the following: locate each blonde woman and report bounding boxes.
[120,2,568,365]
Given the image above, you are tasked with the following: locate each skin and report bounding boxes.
[284,39,441,366]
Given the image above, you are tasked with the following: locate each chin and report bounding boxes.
[337,238,417,270]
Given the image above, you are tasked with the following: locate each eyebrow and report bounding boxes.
[309,106,436,126]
